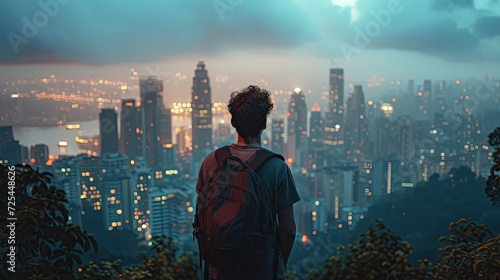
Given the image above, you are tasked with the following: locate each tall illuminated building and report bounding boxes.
[101,153,132,231]
[286,88,307,166]
[309,103,323,149]
[416,79,432,120]
[120,99,143,161]
[148,184,195,249]
[79,154,102,212]
[407,79,416,117]
[434,80,447,121]
[176,126,192,159]
[52,156,83,228]
[99,108,119,155]
[271,118,285,155]
[398,115,415,162]
[140,77,165,168]
[131,158,152,236]
[323,68,345,151]
[321,166,360,221]
[345,85,369,162]
[159,107,172,146]
[373,117,398,160]
[191,60,213,162]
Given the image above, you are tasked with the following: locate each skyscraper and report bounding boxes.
[131,158,152,235]
[148,184,195,249]
[434,80,447,120]
[191,60,213,162]
[159,107,172,146]
[416,79,432,120]
[99,108,119,155]
[79,154,103,213]
[140,77,164,168]
[0,126,27,165]
[101,153,132,231]
[286,88,307,165]
[345,85,369,162]
[271,118,285,155]
[323,68,345,150]
[407,80,414,96]
[406,79,416,117]
[309,103,323,149]
[120,99,143,161]
[52,156,83,228]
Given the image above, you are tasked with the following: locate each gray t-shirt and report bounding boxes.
[196,144,301,279]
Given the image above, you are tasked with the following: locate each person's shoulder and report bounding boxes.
[258,148,288,168]
[200,151,217,168]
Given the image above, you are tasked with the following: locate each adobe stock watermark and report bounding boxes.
[213,0,244,21]
[443,74,497,121]
[339,0,403,63]
[7,0,70,54]
[289,234,341,279]
[145,64,170,80]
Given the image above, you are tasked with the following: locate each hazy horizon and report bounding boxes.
[1,0,500,101]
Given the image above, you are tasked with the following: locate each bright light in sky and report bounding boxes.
[331,0,356,8]
[1,0,499,83]
[474,0,500,15]
[331,0,359,21]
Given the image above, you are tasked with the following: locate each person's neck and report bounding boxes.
[236,135,261,146]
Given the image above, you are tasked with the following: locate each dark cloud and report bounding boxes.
[0,0,319,65]
[332,0,499,63]
[368,18,481,61]
[0,0,500,65]
[432,0,475,11]
[474,16,500,37]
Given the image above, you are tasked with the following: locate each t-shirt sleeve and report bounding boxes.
[277,163,300,211]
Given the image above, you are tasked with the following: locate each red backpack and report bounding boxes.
[193,146,284,279]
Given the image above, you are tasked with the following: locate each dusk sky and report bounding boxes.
[1,0,499,100]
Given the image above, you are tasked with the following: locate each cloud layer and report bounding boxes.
[0,0,499,65]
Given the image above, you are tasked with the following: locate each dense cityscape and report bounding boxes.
[1,0,500,278]
[1,59,499,251]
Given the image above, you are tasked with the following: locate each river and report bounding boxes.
[12,114,230,157]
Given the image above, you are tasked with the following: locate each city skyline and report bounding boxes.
[1,0,500,99]
[1,1,500,278]
[1,63,500,279]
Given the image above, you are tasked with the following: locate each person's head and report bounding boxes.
[228,85,273,144]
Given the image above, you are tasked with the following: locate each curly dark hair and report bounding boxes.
[228,85,273,144]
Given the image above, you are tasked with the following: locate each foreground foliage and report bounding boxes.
[77,236,198,280]
[0,164,98,279]
[308,220,431,280]
[433,219,500,280]
[486,127,500,206]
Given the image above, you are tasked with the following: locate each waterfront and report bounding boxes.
[12,114,228,157]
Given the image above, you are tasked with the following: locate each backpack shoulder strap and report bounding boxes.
[214,145,232,166]
[246,149,285,171]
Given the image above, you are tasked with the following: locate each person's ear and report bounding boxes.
[262,121,266,130]
[231,118,236,128]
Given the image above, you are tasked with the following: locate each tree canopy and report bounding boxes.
[77,235,198,280]
[486,127,500,206]
[353,166,500,264]
[308,219,431,280]
[433,218,500,279]
[0,164,98,279]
